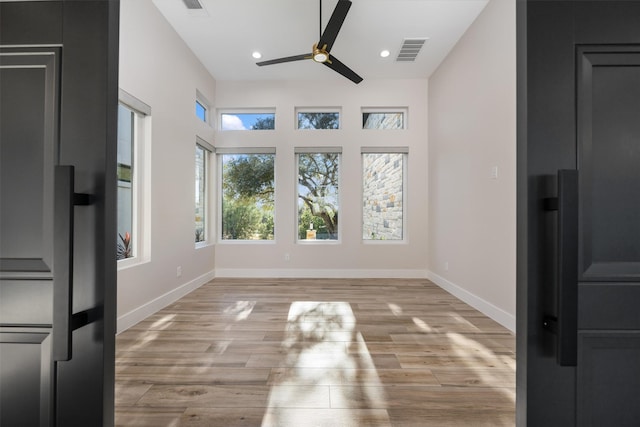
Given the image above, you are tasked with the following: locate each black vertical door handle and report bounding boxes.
[544,169,579,366]
[557,170,578,366]
[53,166,74,362]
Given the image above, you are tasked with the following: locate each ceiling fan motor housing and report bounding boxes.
[312,44,330,63]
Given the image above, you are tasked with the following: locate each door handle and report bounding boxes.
[53,166,90,362]
[53,166,74,361]
[543,169,579,366]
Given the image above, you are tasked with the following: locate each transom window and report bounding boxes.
[362,108,407,130]
[296,109,340,130]
[195,101,207,122]
[220,111,275,130]
[196,90,211,124]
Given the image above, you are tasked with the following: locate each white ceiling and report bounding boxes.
[152,0,489,84]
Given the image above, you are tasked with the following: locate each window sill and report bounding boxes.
[296,239,341,245]
[117,256,151,271]
[195,241,214,250]
[217,239,276,245]
[362,239,407,245]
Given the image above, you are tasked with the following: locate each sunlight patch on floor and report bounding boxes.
[129,331,159,351]
[207,340,230,354]
[387,303,403,316]
[149,314,176,329]
[412,316,433,332]
[223,300,256,321]
[447,331,516,402]
[262,302,386,426]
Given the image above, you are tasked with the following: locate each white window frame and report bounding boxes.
[361,107,408,130]
[218,108,276,131]
[118,89,152,269]
[295,107,342,130]
[217,147,277,243]
[195,137,214,248]
[361,147,408,244]
[295,146,342,244]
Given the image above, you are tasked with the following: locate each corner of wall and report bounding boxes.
[427,270,515,332]
[117,269,215,334]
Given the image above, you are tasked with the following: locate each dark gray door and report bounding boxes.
[0,2,118,426]
[518,1,640,425]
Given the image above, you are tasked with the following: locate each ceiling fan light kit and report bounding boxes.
[312,44,330,63]
[256,0,363,84]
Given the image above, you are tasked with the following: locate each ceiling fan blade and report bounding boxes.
[318,0,351,52]
[256,53,310,66]
[324,54,363,84]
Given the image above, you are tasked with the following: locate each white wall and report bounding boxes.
[427,0,516,331]
[214,79,429,277]
[117,0,216,332]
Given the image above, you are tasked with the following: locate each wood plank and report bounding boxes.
[116,366,271,385]
[115,406,186,427]
[267,368,440,386]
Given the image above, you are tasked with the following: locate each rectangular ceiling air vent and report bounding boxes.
[182,0,203,10]
[396,38,429,62]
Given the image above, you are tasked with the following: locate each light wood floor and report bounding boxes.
[115,278,515,426]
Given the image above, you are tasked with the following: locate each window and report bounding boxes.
[219,148,275,240]
[296,148,341,241]
[196,90,211,124]
[117,90,151,262]
[196,101,207,122]
[195,138,214,244]
[117,104,134,259]
[362,108,407,130]
[362,147,408,241]
[220,111,275,130]
[296,109,340,129]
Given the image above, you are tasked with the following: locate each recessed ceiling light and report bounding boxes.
[252,51,262,59]
[380,50,391,58]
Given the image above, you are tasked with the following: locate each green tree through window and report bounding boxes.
[252,116,274,130]
[298,152,340,240]
[220,148,342,240]
[297,112,339,129]
[221,153,275,240]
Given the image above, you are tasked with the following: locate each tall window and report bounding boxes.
[195,139,213,244]
[117,91,150,262]
[362,148,407,241]
[219,148,275,240]
[296,148,341,241]
[117,104,134,259]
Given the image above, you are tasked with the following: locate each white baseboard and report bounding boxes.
[214,268,428,279]
[117,268,514,334]
[116,269,215,334]
[427,271,515,333]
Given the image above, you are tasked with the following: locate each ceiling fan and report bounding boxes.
[256,0,363,84]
